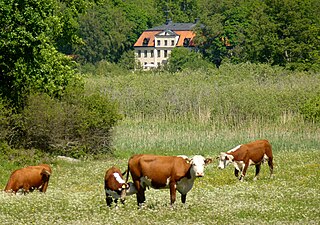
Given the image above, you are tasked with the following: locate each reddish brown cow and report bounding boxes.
[104,166,137,207]
[126,154,212,207]
[4,164,52,194]
[218,139,273,181]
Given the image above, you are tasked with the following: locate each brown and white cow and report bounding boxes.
[104,166,137,207]
[217,139,273,181]
[125,154,212,207]
[4,164,52,194]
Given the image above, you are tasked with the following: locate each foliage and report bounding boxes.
[0,98,13,142]
[167,47,214,72]
[155,0,200,23]
[75,0,157,64]
[9,92,122,157]
[300,95,320,123]
[196,0,320,70]
[0,0,81,109]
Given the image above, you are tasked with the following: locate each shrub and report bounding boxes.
[10,91,122,157]
[300,95,320,123]
[167,47,214,72]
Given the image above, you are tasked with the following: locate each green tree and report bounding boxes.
[167,47,213,72]
[264,0,320,70]
[75,0,158,64]
[155,0,200,23]
[0,0,80,109]
[197,0,320,70]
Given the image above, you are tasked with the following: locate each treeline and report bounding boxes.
[67,0,320,71]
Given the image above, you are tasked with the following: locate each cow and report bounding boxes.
[125,154,212,207]
[104,166,137,207]
[4,164,52,194]
[217,139,273,181]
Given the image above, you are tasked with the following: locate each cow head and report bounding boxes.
[112,172,130,203]
[40,168,51,182]
[217,152,234,169]
[189,155,212,177]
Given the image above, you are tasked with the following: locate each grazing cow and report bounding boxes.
[4,164,52,194]
[126,154,212,207]
[217,139,273,181]
[104,166,137,207]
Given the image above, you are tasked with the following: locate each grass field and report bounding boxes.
[1,65,319,224]
[1,119,319,225]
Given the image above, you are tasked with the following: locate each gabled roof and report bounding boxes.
[134,31,158,47]
[147,20,198,31]
[155,29,179,37]
[134,20,199,48]
[134,30,196,47]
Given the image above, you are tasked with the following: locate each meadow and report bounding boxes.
[1,63,319,224]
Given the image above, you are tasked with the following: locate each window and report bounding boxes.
[183,38,191,47]
[143,38,150,46]
[144,50,147,58]
[151,50,154,58]
[164,50,168,58]
[171,40,175,46]
[157,40,160,46]
[157,50,161,57]
[138,50,141,58]
[164,40,168,46]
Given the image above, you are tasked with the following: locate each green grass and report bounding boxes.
[1,64,320,224]
[0,150,319,224]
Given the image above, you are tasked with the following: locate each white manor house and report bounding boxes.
[134,19,199,70]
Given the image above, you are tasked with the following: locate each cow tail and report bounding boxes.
[125,164,130,183]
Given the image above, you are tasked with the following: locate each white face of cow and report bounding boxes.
[218,152,234,169]
[190,155,209,177]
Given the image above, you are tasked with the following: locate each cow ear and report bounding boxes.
[185,158,192,164]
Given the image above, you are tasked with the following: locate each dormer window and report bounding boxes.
[143,38,150,46]
[183,38,191,47]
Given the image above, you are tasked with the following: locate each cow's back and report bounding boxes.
[5,167,42,192]
[128,154,190,187]
[244,139,272,162]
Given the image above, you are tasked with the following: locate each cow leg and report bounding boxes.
[133,180,145,207]
[40,180,50,193]
[239,163,249,182]
[106,193,113,207]
[254,164,261,181]
[136,190,146,207]
[268,157,274,179]
[181,194,187,204]
[169,182,177,206]
[234,168,239,178]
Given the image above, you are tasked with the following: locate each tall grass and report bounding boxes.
[85,62,320,157]
[86,63,320,124]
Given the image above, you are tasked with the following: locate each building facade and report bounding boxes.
[134,20,198,70]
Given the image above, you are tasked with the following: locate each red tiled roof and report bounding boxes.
[134,30,196,47]
[175,31,196,47]
[134,31,158,47]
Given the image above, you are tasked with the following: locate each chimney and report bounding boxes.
[165,19,172,25]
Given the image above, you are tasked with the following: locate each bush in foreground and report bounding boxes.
[8,91,122,158]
